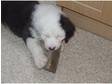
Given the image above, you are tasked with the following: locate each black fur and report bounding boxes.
[1,1,39,42]
[60,15,75,43]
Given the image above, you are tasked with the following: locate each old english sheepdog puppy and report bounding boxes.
[2,1,75,69]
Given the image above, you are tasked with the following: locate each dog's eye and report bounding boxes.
[61,39,64,42]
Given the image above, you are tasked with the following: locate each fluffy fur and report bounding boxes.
[2,1,75,69]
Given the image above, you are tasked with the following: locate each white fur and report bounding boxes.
[27,37,48,69]
[32,4,65,50]
[27,4,65,69]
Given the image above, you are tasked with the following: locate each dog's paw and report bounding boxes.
[35,55,48,69]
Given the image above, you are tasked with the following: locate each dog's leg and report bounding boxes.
[22,28,48,69]
[26,37,48,69]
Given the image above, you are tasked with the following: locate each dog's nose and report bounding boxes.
[49,47,55,50]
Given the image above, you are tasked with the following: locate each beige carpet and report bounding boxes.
[1,24,112,83]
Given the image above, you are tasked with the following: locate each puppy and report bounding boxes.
[1,1,75,69]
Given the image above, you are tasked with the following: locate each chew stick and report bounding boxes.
[44,48,61,73]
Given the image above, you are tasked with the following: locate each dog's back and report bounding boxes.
[1,1,38,37]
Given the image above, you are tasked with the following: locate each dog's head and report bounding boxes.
[32,4,75,51]
[40,14,75,51]
[41,24,65,51]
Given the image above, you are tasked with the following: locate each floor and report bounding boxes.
[1,25,112,83]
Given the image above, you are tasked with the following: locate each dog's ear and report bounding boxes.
[60,15,76,43]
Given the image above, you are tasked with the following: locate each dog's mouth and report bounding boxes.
[46,48,56,51]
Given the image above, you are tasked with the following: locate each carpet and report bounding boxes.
[1,24,112,83]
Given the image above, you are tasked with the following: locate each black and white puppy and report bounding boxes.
[2,1,75,69]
